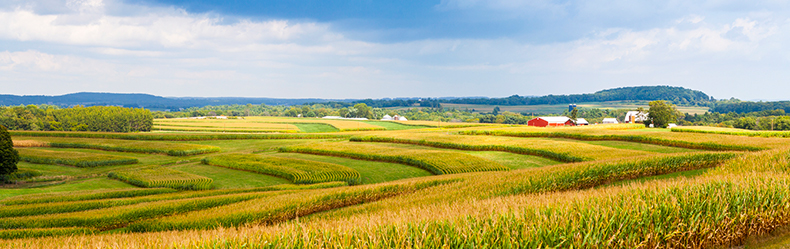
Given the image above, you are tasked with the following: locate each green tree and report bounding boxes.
[648,101,679,128]
[570,107,578,122]
[0,125,19,175]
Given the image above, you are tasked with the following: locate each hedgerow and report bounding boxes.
[202,154,362,185]
[108,166,214,190]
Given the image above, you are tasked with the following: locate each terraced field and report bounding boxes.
[4,121,790,248]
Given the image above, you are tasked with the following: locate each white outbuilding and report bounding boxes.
[624,111,649,123]
[575,118,589,125]
[381,114,393,120]
[602,118,619,124]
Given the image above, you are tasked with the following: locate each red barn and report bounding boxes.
[527,117,574,127]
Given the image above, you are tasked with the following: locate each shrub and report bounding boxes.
[0,125,19,175]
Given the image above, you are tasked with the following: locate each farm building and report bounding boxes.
[625,111,648,123]
[602,118,618,124]
[527,117,574,127]
[393,115,408,121]
[575,118,589,125]
[381,114,393,120]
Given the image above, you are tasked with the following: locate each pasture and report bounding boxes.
[3,118,790,248]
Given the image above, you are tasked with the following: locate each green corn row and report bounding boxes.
[337,127,387,132]
[0,227,96,240]
[126,179,459,232]
[671,127,790,138]
[108,166,214,190]
[152,126,299,133]
[279,143,509,175]
[47,142,220,156]
[0,188,177,206]
[10,131,348,141]
[350,136,586,162]
[458,130,763,151]
[500,152,739,196]
[0,192,269,230]
[19,155,138,168]
[202,154,362,185]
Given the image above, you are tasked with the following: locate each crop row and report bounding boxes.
[499,152,738,196]
[202,154,362,185]
[279,142,508,175]
[152,122,298,130]
[49,142,219,156]
[126,178,460,232]
[0,227,96,240]
[0,188,176,206]
[0,192,273,230]
[671,127,790,138]
[11,131,347,141]
[152,126,299,133]
[108,166,214,190]
[458,130,763,151]
[17,148,138,167]
[350,136,585,162]
[0,185,330,218]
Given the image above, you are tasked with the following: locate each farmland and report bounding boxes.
[3,117,790,248]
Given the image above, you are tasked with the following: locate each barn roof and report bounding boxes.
[538,117,571,123]
[576,118,589,124]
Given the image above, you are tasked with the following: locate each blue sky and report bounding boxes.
[1,0,789,100]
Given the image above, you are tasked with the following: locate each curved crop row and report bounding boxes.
[671,127,790,138]
[0,228,96,240]
[17,148,138,167]
[152,126,299,133]
[350,136,585,162]
[0,188,177,206]
[108,166,214,190]
[10,131,347,141]
[39,140,221,156]
[0,192,271,230]
[126,178,460,232]
[458,130,762,151]
[202,154,361,185]
[279,142,508,175]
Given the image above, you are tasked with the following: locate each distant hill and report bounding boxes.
[443,86,713,106]
[0,92,352,109]
[0,86,712,109]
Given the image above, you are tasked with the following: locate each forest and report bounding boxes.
[0,105,153,132]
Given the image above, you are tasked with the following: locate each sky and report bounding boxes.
[1,0,789,100]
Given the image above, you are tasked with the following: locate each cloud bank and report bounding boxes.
[0,0,789,100]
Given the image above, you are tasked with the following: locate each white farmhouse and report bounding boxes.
[624,111,648,123]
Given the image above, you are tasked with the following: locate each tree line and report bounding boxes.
[0,105,153,132]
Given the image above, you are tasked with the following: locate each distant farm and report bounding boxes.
[2,115,790,248]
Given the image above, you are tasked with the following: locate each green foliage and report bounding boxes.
[0,125,19,175]
[444,86,712,106]
[17,148,138,167]
[458,130,762,151]
[108,166,214,190]
[648,100,680,128]
[671,127,790,138]
[202,154,362,185]
[0,105,152,132]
